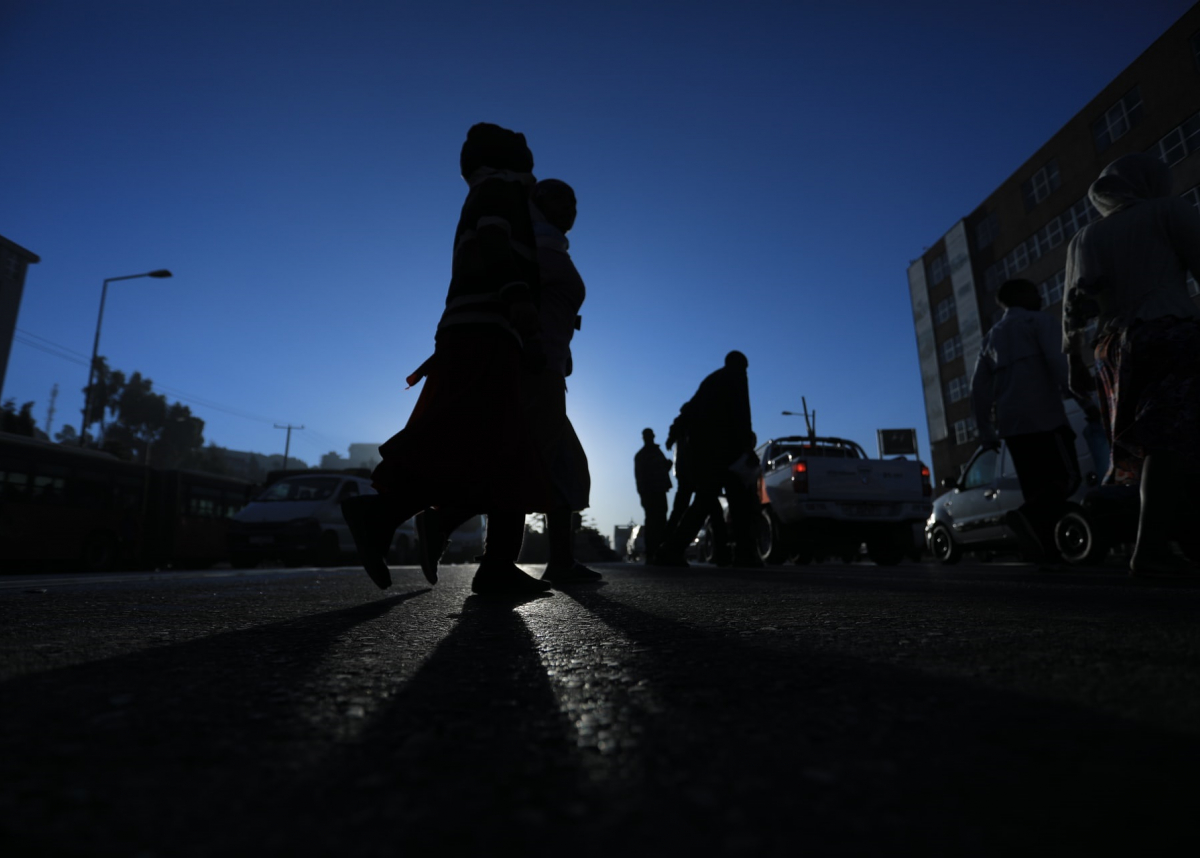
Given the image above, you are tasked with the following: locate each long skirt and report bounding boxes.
[1093,316,1200,485]
[372,327,553,512]
[521,368,591,512]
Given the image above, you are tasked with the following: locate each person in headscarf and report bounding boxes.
[1063,152,1200,577]
[414,178,600,585]
[971,278,1080,563]
[341,122,554,597]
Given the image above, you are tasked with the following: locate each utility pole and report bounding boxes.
[274,423,304,470]
[44,383,58,437]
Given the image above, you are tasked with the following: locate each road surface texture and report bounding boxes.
[1,560,1198,856]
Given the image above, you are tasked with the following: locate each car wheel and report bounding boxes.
[1055,508,1108,565]
[757,509,790,564]
[929,524,962,565]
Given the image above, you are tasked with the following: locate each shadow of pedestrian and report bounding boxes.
[547,587,1200,855]
[0,589,429,856]
[227,589,594,856]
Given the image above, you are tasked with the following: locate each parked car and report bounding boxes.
[927,400,1100,564]
[227,472,416,568]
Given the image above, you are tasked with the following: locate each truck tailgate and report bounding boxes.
[808,460,923,502]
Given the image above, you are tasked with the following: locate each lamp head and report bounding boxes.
[148,269,172,278]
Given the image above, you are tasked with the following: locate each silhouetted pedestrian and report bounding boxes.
[1063,152,1200,577]
[971,278,1080,563]
[653,351,759,567]
[666,414,729,564]
[341,122,553,597]
[634,428,672,563]
[415,178,600,584]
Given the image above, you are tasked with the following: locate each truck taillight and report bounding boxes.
[920,463,932,497]
[792,461,808,493]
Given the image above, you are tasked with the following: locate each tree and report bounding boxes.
[81,356,125,441]
[79,359,207,467]
[1,399,37,437]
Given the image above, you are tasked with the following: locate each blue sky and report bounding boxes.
[2,0,1195,542]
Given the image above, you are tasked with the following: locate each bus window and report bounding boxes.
[31,474,67,503]
[3,469,30,500]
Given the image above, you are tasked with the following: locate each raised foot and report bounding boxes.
[341,494,393,590]
[414,508,445,585]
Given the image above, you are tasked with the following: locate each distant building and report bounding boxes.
[0,234,40,403]
[613,524,634,560]
[909,4,1200,488]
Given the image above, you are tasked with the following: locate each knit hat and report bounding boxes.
[460,123,534,178]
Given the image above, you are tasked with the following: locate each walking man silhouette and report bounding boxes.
[634,428,672,563]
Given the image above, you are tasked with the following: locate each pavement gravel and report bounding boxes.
[1,560,1198,856]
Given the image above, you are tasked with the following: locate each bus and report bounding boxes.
[0,431,255,572]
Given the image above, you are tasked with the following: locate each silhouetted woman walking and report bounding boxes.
[342,123,553,596]
[1063,153,1200,576]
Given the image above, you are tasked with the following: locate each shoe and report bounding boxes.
[341,495,393,590]
[1003,509,1047,564]
[1130,554,1198,578]
[414,508,446,585]
[542,562,603,584]
[471,560,553,597]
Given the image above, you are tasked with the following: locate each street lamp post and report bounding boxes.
[80,269,172,446]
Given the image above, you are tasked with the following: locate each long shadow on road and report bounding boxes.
[3,580,1197,857]
[0,589,430,857]
[543,585,1200,856]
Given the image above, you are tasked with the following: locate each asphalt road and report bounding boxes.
[1,560,1198,856]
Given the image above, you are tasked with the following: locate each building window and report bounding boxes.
[934,296,956,325]
[1093,86,1143,153]
[1149,110,1200,167]
[1187,186,1200,297]
[941,334,963,364]
[953,417,979,446]
[1022,159,1061,209]
[928,253,950,285]
[975,213,998,249]
[946,375,969,404]
[1040,269,1065,307]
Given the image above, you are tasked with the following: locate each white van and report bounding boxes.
[227,473,416,568]
[926,399,1105,564]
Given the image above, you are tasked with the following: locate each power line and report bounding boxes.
[13,328,361,449]
[13,327,292,426]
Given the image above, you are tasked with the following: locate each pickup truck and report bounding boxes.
[754,435,933,565]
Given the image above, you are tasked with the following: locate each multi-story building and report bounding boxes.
[0,234,41,403]
[909,3,1200,489]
